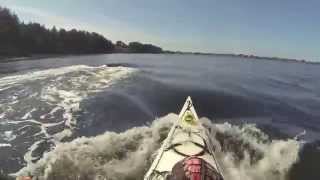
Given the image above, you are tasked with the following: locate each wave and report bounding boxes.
[0,65,137,173]
[15,114,300,180]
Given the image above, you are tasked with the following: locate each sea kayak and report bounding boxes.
[144,97,224,180]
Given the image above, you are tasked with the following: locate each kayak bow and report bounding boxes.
[145,96,224,180]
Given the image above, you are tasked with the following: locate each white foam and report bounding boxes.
[23,140,44,165]
[8,119,42,125]
[15,114,300,180]
[204,120,300,180]
[0,143,12,147]
[38,65,136,140]
[0,113,5,118]
[294,130,306,140]
[0,65,92,89]
[21,108,37,120]
[3,131,17,141]
[1,65,137,175]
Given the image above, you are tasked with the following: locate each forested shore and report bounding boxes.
[0,6,163,61]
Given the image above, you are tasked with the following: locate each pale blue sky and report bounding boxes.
[1,0,319,61]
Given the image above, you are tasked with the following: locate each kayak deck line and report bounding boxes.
[144,96,225,180]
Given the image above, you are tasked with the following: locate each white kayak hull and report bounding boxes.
[144,97,224,180]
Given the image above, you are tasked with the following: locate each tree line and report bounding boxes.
[127,42,162,54]
[0,6,163,58]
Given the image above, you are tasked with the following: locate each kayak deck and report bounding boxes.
[145,97,223,180]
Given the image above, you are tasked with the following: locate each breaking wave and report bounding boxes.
[16,114,300,180]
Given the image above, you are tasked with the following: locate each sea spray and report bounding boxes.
[16,114,300,180]
[203,119,300,180]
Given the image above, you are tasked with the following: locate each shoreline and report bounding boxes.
[1,53,319,65]
[0,54,67,63]
[0,54,107,63]
[163,51,320,65]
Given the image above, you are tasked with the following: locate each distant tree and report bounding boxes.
[0,6,20,56]
[128,42,144,53]
[0,6,115,58]
[116,41,128,48]
[128,42,162,53]
[0,6,164,59]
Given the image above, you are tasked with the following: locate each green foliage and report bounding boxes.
[0,6,114,57]
[116,41,128,48]
[0,6,164,59]
[0,7,20,56]
[128,42,162,54]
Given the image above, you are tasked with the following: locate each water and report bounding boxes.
[0,54,319,179]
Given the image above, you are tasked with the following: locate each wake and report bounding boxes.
[0,64,301,180]
[0,65,136,173]
[16,114,300,180]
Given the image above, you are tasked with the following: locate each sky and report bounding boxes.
[0,0,319,61]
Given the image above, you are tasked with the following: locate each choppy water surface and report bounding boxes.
[0,54,319,180]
